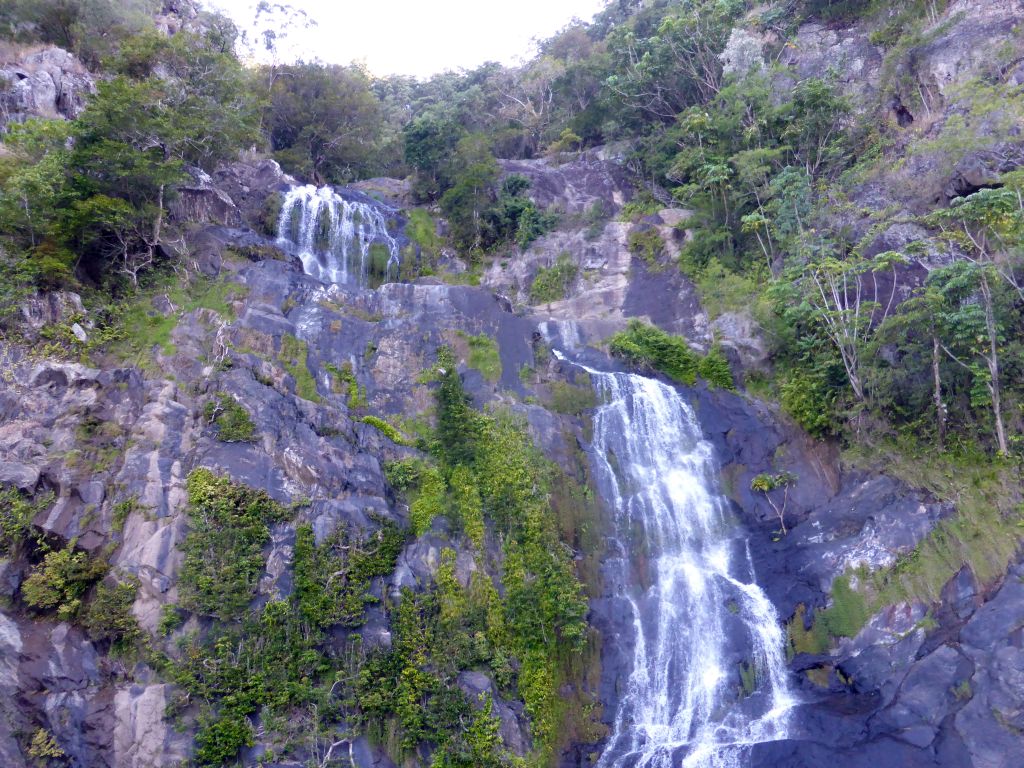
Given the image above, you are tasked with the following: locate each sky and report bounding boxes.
[207,0,609,79]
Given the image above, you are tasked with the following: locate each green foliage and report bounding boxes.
[547,378,597,415]
[779,373,835,438]
[360,415,415,446]
[279,334,320,403]
[82,578,140,648]
[0,487,51,555]
[529,254,578,304]
[627,226,665,268]
[267,62,387,184]
[697,348,735,389]
[294,521,406,628]
[203,393,256,443]
[22,541,108,621]
[409,465,447,536]
[817,574,871,638]
[326,361,368,410]
[27,728,65,761]
[448,465,485,548]
[178,469,288,621]
[459,332,502,383]
[194,713,253,766]
[609,321,735,390]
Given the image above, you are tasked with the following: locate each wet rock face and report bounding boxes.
[0,46,95,131]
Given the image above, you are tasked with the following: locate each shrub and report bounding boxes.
[548,379,597,415]
[203,393,256,443]
[83,578,140,648]
[529,254,578,304]
[22,542,108,621]
[1,487,52,554]
[627,226,665,268]
[779,372,834,438]
[608,320,700,385]
[178,469,288,621]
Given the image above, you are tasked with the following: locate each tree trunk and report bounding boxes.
[931,333,946,450]
[980,273,1008,454]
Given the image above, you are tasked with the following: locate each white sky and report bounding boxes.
[207,0,608,79]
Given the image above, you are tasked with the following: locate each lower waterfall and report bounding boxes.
[583,367,795,768]
[276,184,400,286]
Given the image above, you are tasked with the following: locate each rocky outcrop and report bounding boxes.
[0,46,94,131]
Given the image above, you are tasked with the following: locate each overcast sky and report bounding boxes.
[207,0,608,78]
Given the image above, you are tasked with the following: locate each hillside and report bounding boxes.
[0,1,1023,767]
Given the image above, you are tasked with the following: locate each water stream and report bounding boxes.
[276,184,401,286]
[575,362,795,768]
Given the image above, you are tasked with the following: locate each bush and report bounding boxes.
[529,254,578,304]
[203,393,256,443]
[608,320,700,385]
[22,542,108,621]
[627,226,665,268]
[779,372,834,438]
[178,469,288,621]
[83,578,140,647]
[548,379,597,415]
[1,487,51,554]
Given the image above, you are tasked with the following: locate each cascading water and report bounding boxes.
[276,184,401,286]
[576,362,795,768]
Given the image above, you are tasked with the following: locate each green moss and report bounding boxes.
[548,378,597,415]
[279,334,321,403]
[326,361,368,410]
[818,574,871,639]
[529,254,577,304]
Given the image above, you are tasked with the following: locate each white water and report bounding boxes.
[276,184,400,286]
[580,366,795,768]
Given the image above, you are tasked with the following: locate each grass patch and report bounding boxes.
[846,439,1024,605]
[457,331,502,383]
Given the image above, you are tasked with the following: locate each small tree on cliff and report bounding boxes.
[751,471,797,535]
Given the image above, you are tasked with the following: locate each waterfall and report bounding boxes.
[276,184,401,286]
[580,366,795,768]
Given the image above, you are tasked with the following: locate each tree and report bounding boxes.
[751,471,797,534]
[925,183,1024,454]
[266,63,386,184]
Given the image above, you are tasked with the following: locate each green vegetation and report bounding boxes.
[529,254,578,304]
[326,361,368,410]
[458,331,502,382]
[21,541,108,621]
[203,393,256,443]
[0,487,52,554]
[83,578,140,649]
[608,321,734,389]
[360,415,415,446]
[627,227,665,269]
[27,728,65,762]
[547,378,597,416]
[178,469,289,621]
[279,334,321,403]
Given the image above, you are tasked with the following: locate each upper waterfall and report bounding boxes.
[579,365,796,767]
[275,184,401,287]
